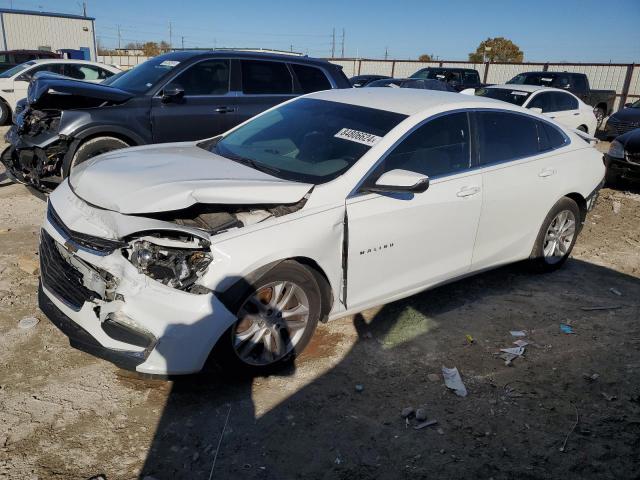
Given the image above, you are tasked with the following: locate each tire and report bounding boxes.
[594,107,605,130]
[528,197,581,272]
[66,136,130,176]
[605,167,619,187]
[213,260,322,374]
[0,101,10,126]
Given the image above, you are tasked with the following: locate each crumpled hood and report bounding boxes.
[27,73,133,107]
[69,142,313,214]
[609,107,640,124]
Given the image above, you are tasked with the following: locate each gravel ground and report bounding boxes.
[0,129,639,480]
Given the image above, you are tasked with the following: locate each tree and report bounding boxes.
[159,40,171,53]
[469,37,523,63]
[142,41,160,56]
[124,42,142,50]
[418,54,432,62]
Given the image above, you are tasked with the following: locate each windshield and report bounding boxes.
[475,87,531,106]
[0,62,33,78]
[411,69,460,82]
[507,73,555,86]
[210,98,407,184]
[106,56,181,93]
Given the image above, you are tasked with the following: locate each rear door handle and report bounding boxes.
[214,106,236,113]
[539,168,556,178]
[456,186,481,197]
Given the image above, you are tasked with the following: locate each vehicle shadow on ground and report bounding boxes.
[139,259,640,480]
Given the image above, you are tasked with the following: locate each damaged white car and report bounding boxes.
[39,89,605,375]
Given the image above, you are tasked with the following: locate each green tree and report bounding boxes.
[469,37,523,63]
[142,41,160,56]
[418,54,432,62]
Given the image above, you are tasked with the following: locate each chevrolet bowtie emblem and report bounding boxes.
[63,241,78,253]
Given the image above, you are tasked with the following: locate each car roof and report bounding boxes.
[152,49,337,67]
[486,84,570,93]
[419,67,477,72]
[307,88,505,116]
[28,58,110,66]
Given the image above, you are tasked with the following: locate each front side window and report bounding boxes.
[572,75,587,91]
[527,92,556,112]
[28,63,65,76]
[463,71,480,85]
[369,112,471,180]
[0,61,33,78]
[241,60,293,94]
[165,59,229,95]
[210,98,406,184]
[476,111,539,165]
[290,63,331,93]
[553,92,578,111]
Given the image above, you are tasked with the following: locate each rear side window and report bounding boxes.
[64,64,114,81]
[537,121,568,151]
[373,112,471,179]
[528,92,556,112]
[290,63,331,93]
[165,59,229,95]
[463,71,479,85]
[241,60,293,94]
[476,111,539,165]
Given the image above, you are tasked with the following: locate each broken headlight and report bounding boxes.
[127,236,212,292]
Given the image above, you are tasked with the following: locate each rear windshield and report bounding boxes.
[475,87,532,106]
[106,56,181,93]
[508,73,555,86]
[209,98,407,184]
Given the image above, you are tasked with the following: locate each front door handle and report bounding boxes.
[456,186,481,197]
[214,106,236,113]
[573,112,580,116]
[539,168,556,178]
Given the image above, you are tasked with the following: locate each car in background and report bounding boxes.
[366,77,457,91]
[604,128,640,185]
[409,67,483,91]
[604,99,640,139]
[1,50,351,191]
[472,85,597,134]
[506,71,615,128]
[0,49,60,73]
[38,88,604,375]
[349,74,390,87]
[0,59,121,124]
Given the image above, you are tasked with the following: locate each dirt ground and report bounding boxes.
[0,129,639,480]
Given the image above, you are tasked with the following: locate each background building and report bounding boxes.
[0,8,96,60]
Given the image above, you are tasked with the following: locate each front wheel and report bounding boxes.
[65,136,130,177]
[214,261,321,373]
[594,107,606,130]
[0,101,11,125]
[529,197,581,272]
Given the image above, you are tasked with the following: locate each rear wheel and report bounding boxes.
[0,101,10,125]
[214,261,321,374]
[66,136,130,176]
[529,197,581,272]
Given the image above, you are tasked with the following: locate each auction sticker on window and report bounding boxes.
[334,128,382,146]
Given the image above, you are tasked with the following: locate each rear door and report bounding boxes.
[346,112,483,308]
[233,59,297,125]
[470,110,568,270]
[150,58,237,142]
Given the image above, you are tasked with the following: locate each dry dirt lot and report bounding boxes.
[0,131,639,480]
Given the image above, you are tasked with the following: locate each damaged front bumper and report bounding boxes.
[1,110,71,191]
[38,185,238,376]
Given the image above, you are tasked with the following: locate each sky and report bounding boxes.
[5,0,640,62]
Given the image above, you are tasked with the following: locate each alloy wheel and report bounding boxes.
[233,281,310,366]
[543,209,576,264]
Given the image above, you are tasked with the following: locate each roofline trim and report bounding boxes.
[0,8,95,21]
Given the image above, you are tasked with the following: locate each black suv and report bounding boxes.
[1,50,350,190]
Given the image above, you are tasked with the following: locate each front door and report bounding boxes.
[346,112,483,309]
[151,58,239,142]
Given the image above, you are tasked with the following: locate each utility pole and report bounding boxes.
[290,44,293,53]
[117,24,121,49]
[168,21,172,50]
[82,1,87,16]
[331,28,335,58]
[341,28,345,57]
[384,46,388,60]
[181,35,185,50]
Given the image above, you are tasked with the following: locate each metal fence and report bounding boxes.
[330,59,639,111]
[98,54,150,69]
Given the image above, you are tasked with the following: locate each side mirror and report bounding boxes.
[363,169,429,194]
[528,107,543,114]
[161,87,184,103]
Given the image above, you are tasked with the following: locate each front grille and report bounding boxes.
[607,119,640,136]
[47,204,125,254]
[40,229,100,311]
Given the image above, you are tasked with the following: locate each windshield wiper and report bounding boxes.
[215,146,282,176]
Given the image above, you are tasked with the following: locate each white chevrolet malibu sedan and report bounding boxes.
[39,89,605,375]
[469,84,598,135]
